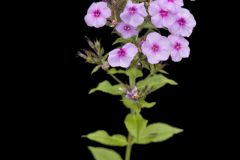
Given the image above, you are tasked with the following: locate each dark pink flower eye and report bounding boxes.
[93,10,101,17]
[177,18,186,26]
[159,9,169,17]
[117,48,126,57]
[128,7,137,15]
[151,44,160,52]
[174,42,181,51]
[124,25,131,31]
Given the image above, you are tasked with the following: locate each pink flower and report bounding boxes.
[116,22,138,39]
[169,8,196,37]
[168,35,190,62]
[148,0,178,29]
[141,32,170,64]
[120,0,148,27]
[108,43,138,68]
[164,0,184,7]
[84,2,111,28]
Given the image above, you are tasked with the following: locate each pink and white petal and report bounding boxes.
[146,54,160,64]
[121,32,132,39]
[84,14,95,27]
[151,15,164,28]
[159,37,171,50]
[168,34,178,42]
[95,17,107,28]
[148,1,160,16]
[108,53,121,67]
[158,50,170,61]
[179,8,192,19]
[179,26,192,37]
[102,8,112,18]
[116,22,125,33]
[120,12,131,24]
[163,15,175,27]
[146,32,162,44]
[180,37,189,46]
[180,46,190,58]
[129,14,144,27]
[120,55,133,68]
[186,16,196,28]
[141,41,152,56]
[97,2,108,10]
[123,43,138,58]
[138,3,148,17]
[87,3,98,14]
[176,0,184,6]
[169,23,181,35]
[171,50,182,62]
[126,0,133,8]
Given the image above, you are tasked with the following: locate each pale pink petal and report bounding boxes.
[141,41,153,56]
[171,50,182,62]
[146,32,162,44]
[169,23,181,35]
[87,3,98,14]
[84,14,94,27]
[159,36,171,50]
[123,43,138,58]
[180,46,190,58]
[151,15,164,28]
[129,14,145,27]
[120,55,134,68]
[157,50,170,61]
[148,1,160,16]
[179,26,192,37]
[108,50,121,67]
[137,3,148,17]
[146,54,160,64]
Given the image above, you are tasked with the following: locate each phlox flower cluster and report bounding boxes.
[85,0,196,68]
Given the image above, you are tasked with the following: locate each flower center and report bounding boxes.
[118,48,126,57]
[168,0,175,2]
[151,44,160,53]
[124,25,131,31]
[174,42,181,51]
[93,10,101,17]
[159,9,169,17]
[128,7,137,15]
[177,18,186,26]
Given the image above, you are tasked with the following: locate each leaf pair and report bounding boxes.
[124,114,183,144]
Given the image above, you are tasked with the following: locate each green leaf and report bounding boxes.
[124,114,148,141]
[137,74,177,92]
[122,98,140,113]
[138,123,183,144]
[88,146,122,160]
[108,68,125,75]
[138,22,157,31]
[139,100,156,108]
[89,80,123,95]
[126,67,143,87]
[91,65,101,75]
[112,37,134,45]
[83,130,128,147]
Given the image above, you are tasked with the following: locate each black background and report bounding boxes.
[12,0,236,159]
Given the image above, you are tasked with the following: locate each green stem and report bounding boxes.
[125,134,133,160]
[110,74,124,85]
